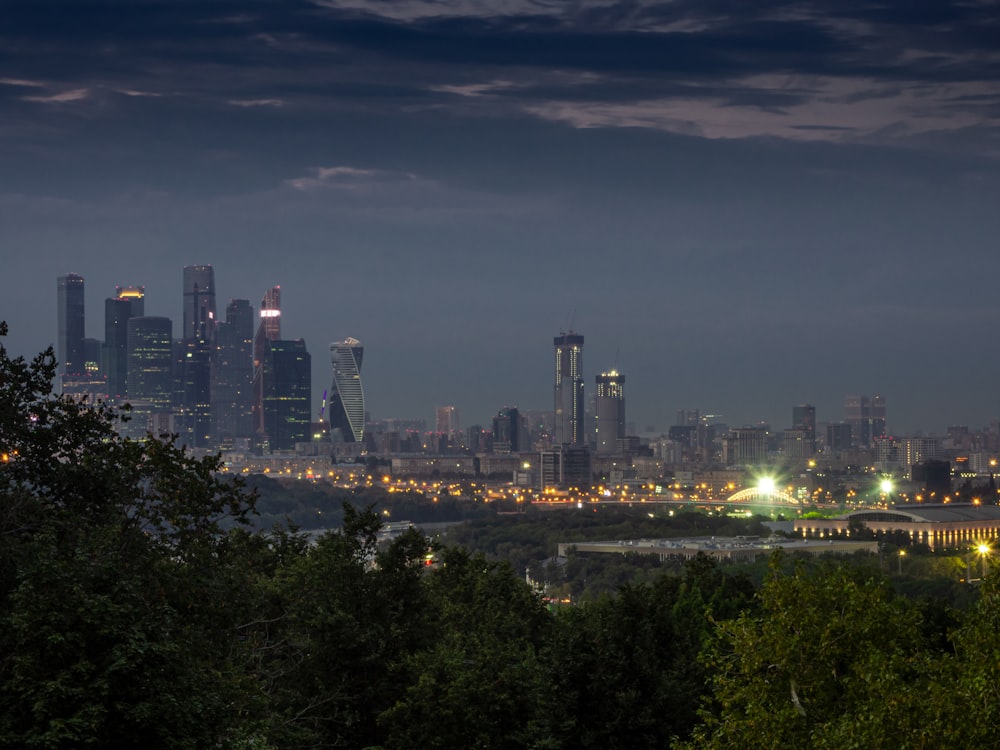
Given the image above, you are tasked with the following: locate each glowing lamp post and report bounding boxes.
[880,479,893,505]
[978,543,991,579]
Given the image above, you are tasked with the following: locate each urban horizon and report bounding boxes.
[36,264,999,441]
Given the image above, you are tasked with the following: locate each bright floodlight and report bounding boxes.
[758,477,776,495]
[880,479,893,494]
[978,544,990,555]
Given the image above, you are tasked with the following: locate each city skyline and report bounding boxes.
[3,1,1000,433]
[37,265,992,441]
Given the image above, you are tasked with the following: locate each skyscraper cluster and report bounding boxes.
[56,268,324,453]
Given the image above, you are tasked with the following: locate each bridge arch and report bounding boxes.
[726,487,797,504]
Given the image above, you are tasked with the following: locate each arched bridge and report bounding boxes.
[725,487,799,505]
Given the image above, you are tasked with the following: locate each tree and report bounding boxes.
[683,556,961,749]
[544,555,755,748]
[379,547,553,750]
[0,324,265,748]
[256,504,432,749]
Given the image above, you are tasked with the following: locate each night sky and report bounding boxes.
[2,0,999,435]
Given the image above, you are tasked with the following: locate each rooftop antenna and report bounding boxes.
[567,308,576,332]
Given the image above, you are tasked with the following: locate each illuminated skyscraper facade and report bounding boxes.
[328,337,365,443]
[126,316,173,437]
[594,370,625,454]
[554,331,584,445]
[57,273,86,383]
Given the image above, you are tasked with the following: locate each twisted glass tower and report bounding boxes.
[328,338,365,443]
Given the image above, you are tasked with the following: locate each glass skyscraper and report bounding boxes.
[261,338,311,452]
[594,370,625,454]
[57,273,86,382]
[553,331,584,445]
[252,286,281,442]
[328,337,365,443]
[103,286,145,403]
[212,299,254,448]
[181,266,216,447]
[126,316,173,438]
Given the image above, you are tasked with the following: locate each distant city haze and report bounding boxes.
[2,1,999,434]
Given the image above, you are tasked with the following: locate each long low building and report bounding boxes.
[557,536,877,563]
[794,504,1000,551]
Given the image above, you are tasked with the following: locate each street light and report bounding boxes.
[978,543,991,579]
[898,548,905,576]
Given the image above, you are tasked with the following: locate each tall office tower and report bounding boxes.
[436,406,461,438]
[676,409,699,427]
[872,395,887,440]
[845,395,886,448]
[182,265,216,341]
[62,337,107,401]
[102,285,145,402]
[553,331,584,445]
[57,273,86,383]
[792,404,816,435]
[125,317,173,437]
[212,299,254,448]
[594,370,625,454]
[328,337,365,443]
[538,445,592,491]
[723,427,769,467]
[261,338,311,451]
[826,423,852,452]
[492,407,522,454]
[844,395,871,448]
[252,286,281,441]
[180,266,216,447]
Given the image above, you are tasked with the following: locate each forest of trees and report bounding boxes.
[3,324,1000,748]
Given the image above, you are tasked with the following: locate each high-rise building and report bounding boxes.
[181,266,216,448]
[539,445,591,491]
[436,406,461,438]
[102,286,145,403]
[212,299,254,448]
[328,337,365,443]
[182,265,216,342]
[554,331,584,445]
[492,407,522,455]
[827,423,852,451]
[723,427,769,467]
[872,395,887,441]
[594,370,625,454]
[261,338,311,451]
[57,273,86,382]
[844,395,887,448]
[792,404,816,435]
[125,316,173,438]
[252,286,281,442]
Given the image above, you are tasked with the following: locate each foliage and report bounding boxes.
[0,324,263,748]
[545,555,756,748]
[682,556,964,749]
[379,548,553,750]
